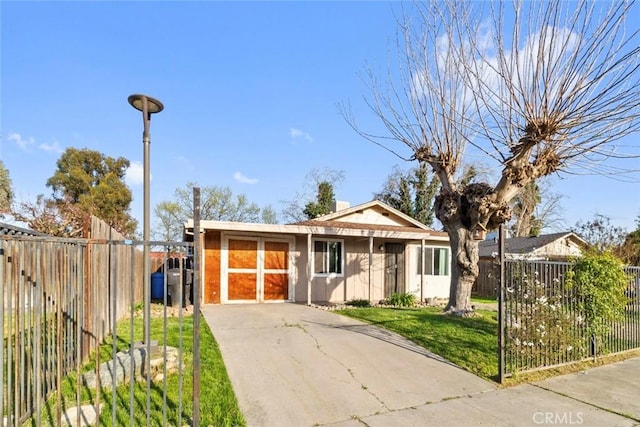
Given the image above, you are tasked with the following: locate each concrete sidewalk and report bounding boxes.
[202,303,640,427]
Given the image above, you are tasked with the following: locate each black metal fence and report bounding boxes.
[1,235,199,426]
[500,259,640,378]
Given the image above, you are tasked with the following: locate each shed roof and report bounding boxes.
[0,222,46,237]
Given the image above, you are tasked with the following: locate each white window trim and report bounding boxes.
[416,245,451,277]
[311,238,345,278]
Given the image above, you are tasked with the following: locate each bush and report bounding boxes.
[566,250,630,348]
[384,292,416,307]
[345,298,371,308]
[505,267,586,368]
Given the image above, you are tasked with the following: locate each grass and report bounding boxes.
[30,310,245,426]
[335,306,499,380]
[471,296,497,304]
[503,349,640,386]
[336,305,640,386]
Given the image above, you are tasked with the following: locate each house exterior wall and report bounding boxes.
[202,230,451,304]
[294,236,391,303]
[334,206,415,227]
[406,242,452,299]
[203,231,221,304]
[294,235,308,302]
[529,238,583,260]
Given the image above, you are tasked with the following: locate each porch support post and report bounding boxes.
[368,235,373,301]
[307,233,312,305]
[420,239,425,302]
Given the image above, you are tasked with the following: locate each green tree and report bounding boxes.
[0,160,14,215]
[303,181,335,219]
[46,148,136,235]
[412,162,439,226]
[374,163,438,226]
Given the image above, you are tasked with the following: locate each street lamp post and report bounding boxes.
[128,94,164,351]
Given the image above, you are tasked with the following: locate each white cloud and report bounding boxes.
[233,171,258,184]
[125,161,150,186]
[289,128,313,143]
[39,140,63,154]
[7,132,35,150]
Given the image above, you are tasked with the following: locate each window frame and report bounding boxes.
[416,245,450,276]
[312,238,344,277]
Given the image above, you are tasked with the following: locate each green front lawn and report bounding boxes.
[32,312,245,426]
[335,306,499,380]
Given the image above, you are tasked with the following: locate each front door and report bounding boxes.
[384,243,405,296]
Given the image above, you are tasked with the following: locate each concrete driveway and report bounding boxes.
[202,303,640,427]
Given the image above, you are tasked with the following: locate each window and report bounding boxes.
[416,246,449,276]
[313,240,343,275]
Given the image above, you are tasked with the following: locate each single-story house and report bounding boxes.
[185,200,451,305]
[478,232,588,261]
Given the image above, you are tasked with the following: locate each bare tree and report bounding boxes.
[14,195,85,237]
[280,167,345,223]
[343,0,640,314]
[509,180,565,237]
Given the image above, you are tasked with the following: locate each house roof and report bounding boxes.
[303,200,432,231]
[478,232,588,258]
[294,220,448,237]
[186,200,448,242]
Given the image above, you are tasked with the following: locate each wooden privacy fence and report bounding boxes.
[86,216,145,345]
[473,260,498,298]
[1,216,144,425]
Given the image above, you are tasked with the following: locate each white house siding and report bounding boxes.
[294,235,308,302]
[294,236,394,303]
[332,206,416,227]
[407,243,452,299]
[530,238,583,260]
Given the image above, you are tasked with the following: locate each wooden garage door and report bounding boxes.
[264,241,289,300]
[226,238,290,302]
[228,239,258,300]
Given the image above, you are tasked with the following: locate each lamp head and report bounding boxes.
[128,94,164,114]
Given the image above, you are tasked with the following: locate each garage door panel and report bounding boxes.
[264,273,288,300]
[228,273,257,300]
[228,240,257,269]
[264,241,289,270]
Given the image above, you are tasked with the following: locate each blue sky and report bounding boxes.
[2,1,639,234]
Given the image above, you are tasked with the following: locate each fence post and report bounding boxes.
[498,224,506,383]
[193,187,201,426]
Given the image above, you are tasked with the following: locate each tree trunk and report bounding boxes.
[443,225,479,316]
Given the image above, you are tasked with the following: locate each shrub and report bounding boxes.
[345,298,371,308]
[384,292,416,307]
[505,266,586,369]
[565,250,630,350]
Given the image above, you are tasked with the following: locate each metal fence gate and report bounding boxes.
[1,234,201,426]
